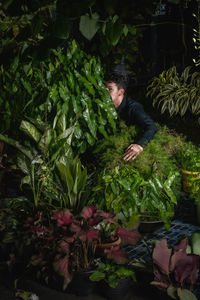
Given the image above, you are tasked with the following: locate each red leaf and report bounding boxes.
[79,227,99,241]
[174,238,188,252]
[53,210,73,226]
[105,246,128,263]
[153,239,172,275]
[54,255,71,290]
[116,227,141,245]
[81,205,98,219]
[71,223,82,233]
[170,249,186,272]
[88,216,103,226]
[174,254,199,285]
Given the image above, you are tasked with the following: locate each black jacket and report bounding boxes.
[117,96,157,147]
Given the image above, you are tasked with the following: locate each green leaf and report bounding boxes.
[123,24,129,36]
[191,232,200,255]
[90,271,105,282]
[17,155,30,175]
[20,120,41,143]
[177,288,197,300]
[20,78,32,95]
[127,25,136,35]
[0,133,33,160]
[79,13,99,40]
[21,175,31,187]
[10,56,19,73]
[167,285,177,299]
[58,162,74,193]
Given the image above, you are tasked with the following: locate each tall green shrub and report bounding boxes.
[0,40,117,154]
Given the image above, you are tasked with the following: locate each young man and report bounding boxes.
[105,72,157,161]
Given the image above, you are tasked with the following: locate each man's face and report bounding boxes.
[106,82,124,108]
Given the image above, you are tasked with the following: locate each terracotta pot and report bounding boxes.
[95,236,121,257]
[96,236,121,249]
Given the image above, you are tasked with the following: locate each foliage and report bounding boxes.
[0,115,93,213]
[176,141,200,172]
[90,261,136,288]
[0,0,159,65]
[91,123,183,181]
[89,123,182,228]
[151,236,200,300]
[0,40,117,150]
[92,164,179,229]
[146,66,200,124]
[0,118,76,209]
[0,202,140,290]
[192,0,200,67]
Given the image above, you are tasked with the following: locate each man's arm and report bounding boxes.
[123,101,157,161]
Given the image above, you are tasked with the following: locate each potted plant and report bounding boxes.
[0,199,141,296]
[91,162,179,231]
[89,123,183,230]
[90,246,136,300]
[150,235,200,300]
[176,141,200,195]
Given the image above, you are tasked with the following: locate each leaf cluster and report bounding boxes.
[146,66,200,124]
[0,40,117,154]
[90,261,136,288]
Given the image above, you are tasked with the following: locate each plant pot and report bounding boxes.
[95,237,121,256]
[97,278,132,300]
[97,236,121,249]
[181,169,200,194]
[66,270,97,296]
[139,220,163,234]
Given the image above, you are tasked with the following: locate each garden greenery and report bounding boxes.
[146,66,200,123]
[0,40,117,153]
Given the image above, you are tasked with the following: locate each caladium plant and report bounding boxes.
[6,204,140,291]
[151,237,200,300]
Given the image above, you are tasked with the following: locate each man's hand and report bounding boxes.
[123,144,143,161]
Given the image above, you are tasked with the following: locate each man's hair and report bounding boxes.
[105,72,128,91]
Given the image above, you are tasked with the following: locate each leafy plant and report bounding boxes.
[176,141,200,172]
[95,165,179,229]
[89,124,182,229]
[91,123,182,185]
[0,116,76,208]
[146,66,200,123]
[0,203,140,291]
[151,235,200,300]
[90,260,136,288]
[0,40,117,153]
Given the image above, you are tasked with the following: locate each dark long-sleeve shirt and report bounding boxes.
[116,96,157,147]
